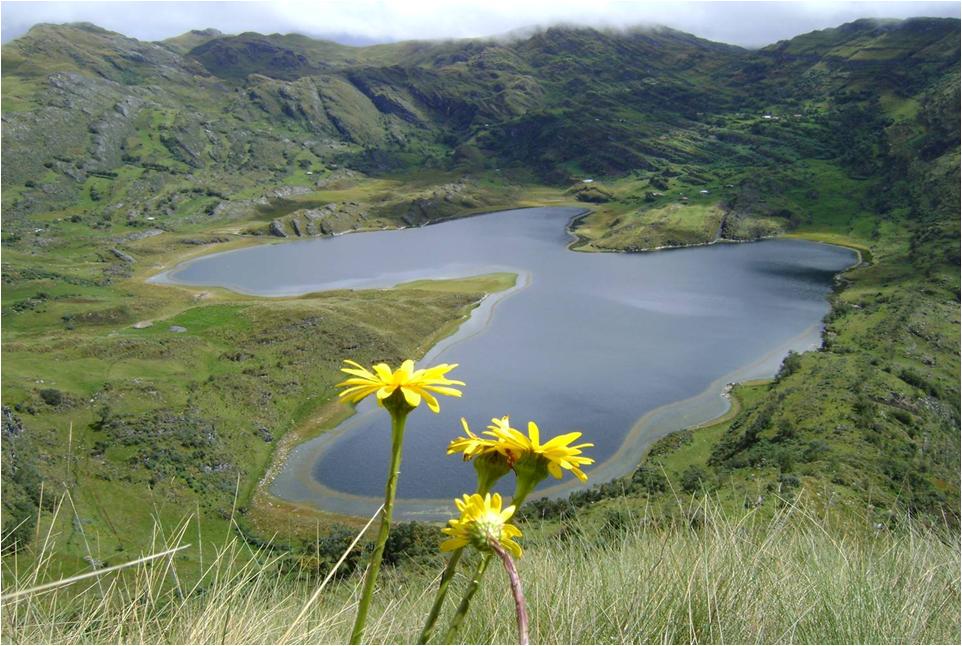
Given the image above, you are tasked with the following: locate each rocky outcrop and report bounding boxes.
[269,219,287,237]
[110,247,135,263]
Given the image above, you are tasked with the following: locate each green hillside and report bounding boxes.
[1,17,959,625]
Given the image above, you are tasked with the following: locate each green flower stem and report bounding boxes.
[489,539,529,645]
[417,548,464,644]
[350,405,410,645]
[511,455,549,508]
[511,478,538,508]
[418,474,496,644]
[442,553,492,644]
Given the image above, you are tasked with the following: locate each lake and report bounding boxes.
[154,207,857,519]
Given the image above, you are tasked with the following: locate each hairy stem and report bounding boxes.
[490,540,529,645]
[349,408,409,644]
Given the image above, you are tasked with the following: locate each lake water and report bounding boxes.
[155,207,857,519]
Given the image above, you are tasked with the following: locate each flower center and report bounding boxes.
[469,511,505,549]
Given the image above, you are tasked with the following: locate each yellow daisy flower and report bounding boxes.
[487,420,595,481]
[447,417,508,459]
[336,359,463,413]
[441,493,523,558]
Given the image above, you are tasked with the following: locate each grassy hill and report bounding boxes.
[1,17,959,634]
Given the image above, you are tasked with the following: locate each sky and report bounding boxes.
[1,0,959,47]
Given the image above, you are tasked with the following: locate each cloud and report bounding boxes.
[2,0,959,46]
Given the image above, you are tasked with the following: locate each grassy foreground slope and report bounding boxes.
[3,501,958,644]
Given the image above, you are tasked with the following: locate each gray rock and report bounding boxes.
[2,406,25,440]
[169,325,187,333]
[109,247,135,263]
[269,219,287,237]
[267,186,311,199]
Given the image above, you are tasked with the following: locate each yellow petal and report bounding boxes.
[503,539,523,559]
[336,377,379,387]
[400,386,421,408]
[502,524,522,538]
[541,432,585,450]
[440,537,468,552]
[527,421,540,447]
[373,363,393,382]
[339,366,377,379]
[423,385,463,397]
[420,390,440,413]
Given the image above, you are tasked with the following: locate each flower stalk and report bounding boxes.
[349,396,410,644]
[417,548,464,644]
[441,553,492,644]
[489,538,529,645]
[336,357,463,644]
[418,456,504,644]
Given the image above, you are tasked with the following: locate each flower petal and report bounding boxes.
[527,421,540,448]
[400,386,421,408]
[440,537,468,552]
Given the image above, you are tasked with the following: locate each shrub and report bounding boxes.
[680,466,712,493]
[383,522,442,567]
[631,465,668,493]
[38,388,64,407]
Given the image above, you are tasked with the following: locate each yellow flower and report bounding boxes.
[487,420,595,481]
[447,417,507,459]
[336,359,464,413]
[441,493,523,558]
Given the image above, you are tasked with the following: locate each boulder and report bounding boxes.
[269,219,287,237]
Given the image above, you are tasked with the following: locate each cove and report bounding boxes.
[154,207,857,519]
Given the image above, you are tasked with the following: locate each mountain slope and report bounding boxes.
[1,18,959,562]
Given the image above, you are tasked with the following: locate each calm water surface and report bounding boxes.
[156,208,856,518]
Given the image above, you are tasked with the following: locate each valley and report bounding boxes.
[2,15,959,610]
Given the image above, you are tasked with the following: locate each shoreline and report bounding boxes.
[147,206,557,296]
[565,210,871,265]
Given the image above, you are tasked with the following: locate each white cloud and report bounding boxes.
[2,0,959,46]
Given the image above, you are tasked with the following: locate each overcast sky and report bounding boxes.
[1,1,959,47]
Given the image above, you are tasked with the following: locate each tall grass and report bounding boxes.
[3,498,959,644]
